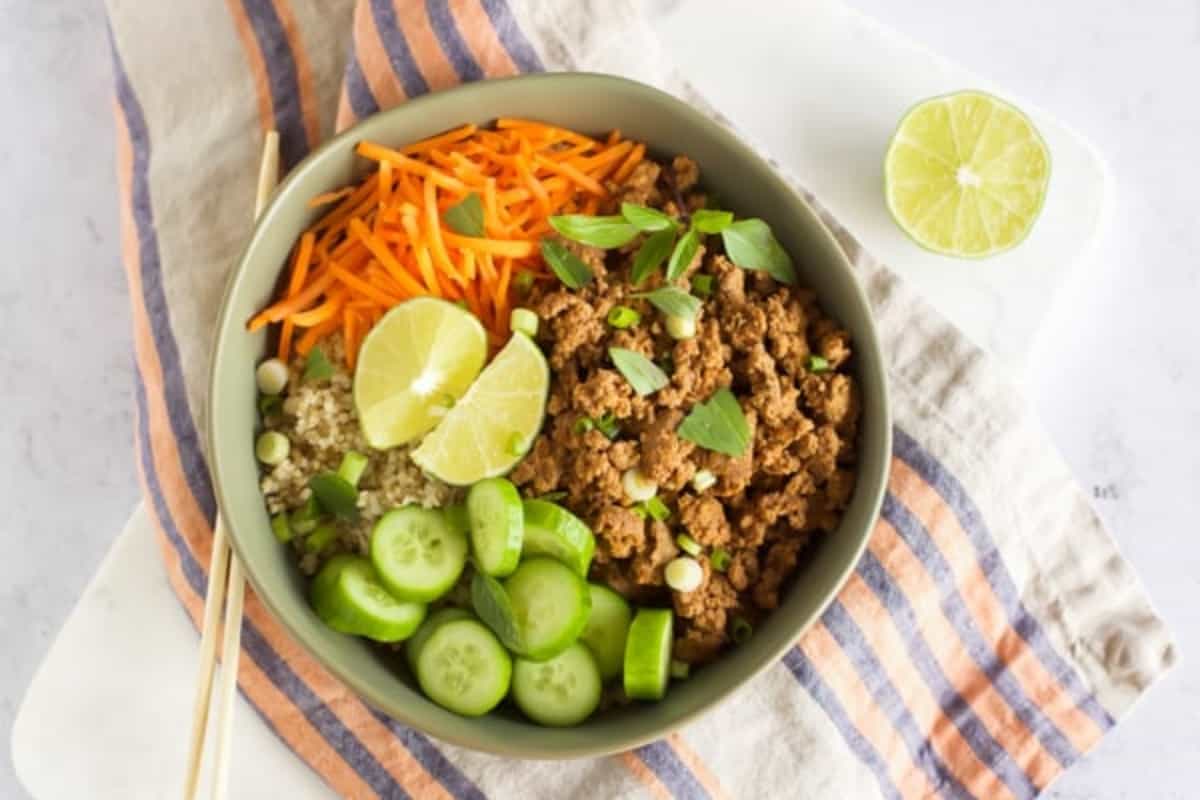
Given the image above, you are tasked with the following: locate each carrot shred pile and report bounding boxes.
[249,120,644,365]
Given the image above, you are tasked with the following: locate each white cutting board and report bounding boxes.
[653,0,1110,372]
[12,2,1110,798]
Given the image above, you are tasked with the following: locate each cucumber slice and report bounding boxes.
[405,607,474,672]
[415,618,511,716]
[624,608,674,701]
[579,584,632,681]
[310,555,427,643]
[471,572,524,652]
[370,507,468,602]
[521,499,595,576]
[505,558,591,661]
[512,643,602,726]
[467,478,524,577]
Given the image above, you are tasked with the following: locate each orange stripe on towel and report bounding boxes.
[353,0,408,109]
[394,0,462,91]
[838,568,1021,800]
[448,0,520,78]
[888,457,1107,757]
[799,623,939,800]
[868,518,1063,790]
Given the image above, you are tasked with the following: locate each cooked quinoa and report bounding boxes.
[259,335,461,573]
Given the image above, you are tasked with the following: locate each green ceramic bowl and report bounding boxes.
[209,73,890,759]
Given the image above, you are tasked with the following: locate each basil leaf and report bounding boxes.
[691,209,733,234]
[621,202,677,232]
[677,388,750,456]
[443,192,485,237]
[549,214,639,248]
[304,347,334,381]
[631,229,675,285]
[609,347,669,396]
[633,287,701,321]
[540,239,593,289]
[721,218,796,285]
[666,228,701,282]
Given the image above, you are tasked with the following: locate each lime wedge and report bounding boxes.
[354,298,487,449]
[885,91,1050,258]
[411,333,549,485]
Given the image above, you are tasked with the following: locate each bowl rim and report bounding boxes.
[208,71,891,759]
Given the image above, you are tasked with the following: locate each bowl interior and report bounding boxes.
[209,73,890,758]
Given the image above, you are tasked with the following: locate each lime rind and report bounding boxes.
[884,90,1051,259]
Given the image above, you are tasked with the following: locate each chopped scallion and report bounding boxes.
[594,412,620,440]
[691,274,715,297]
[606,305,641,329]
[289,496,322,535]
[304,523,338,554]
[807,354,830,373]
[731,616,754,643]
[710,547,731,572]
[514,270,535,295]
[255,431,290,466]
[573,416,595,435]
[670,659,691,679]
[642,496,670,522]
[337,451,368,488]
[270,512,293,543]
[676,533,702,557]
[510,307,539,337]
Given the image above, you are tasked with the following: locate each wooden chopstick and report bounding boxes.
[183,130,280,800]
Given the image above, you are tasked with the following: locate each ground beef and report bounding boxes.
[509,152,861,663]
[678,494,731,547]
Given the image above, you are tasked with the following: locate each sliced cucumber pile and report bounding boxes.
[579,584,632,681]
[521,499,595,576]
[371,506,468,602]
[414,617,512,716]
[311,554,426,643]
[468,478,524,577]
[513,643,602,727]
[304,476,687,727]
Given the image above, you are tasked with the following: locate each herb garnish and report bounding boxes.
[633,287,701,321]
[677,388,749,456]
[631,229,675,285]
[540,239,593,289]
[549,215,639,248]
[620,202,678,232]
[443,192,485,237]
[666,229,701,282]
[304,347,334,381]
[609,347,669,396]
[721,219,796,284]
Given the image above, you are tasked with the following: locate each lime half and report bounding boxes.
[885,91,1050,258]
[411,333,549,485]
[354,297,487,449]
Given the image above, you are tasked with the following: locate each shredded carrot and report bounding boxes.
[379,159,393,207]
[296,316,340,356]
[248,268,337,331]
[400,123,478,155]
[307,186,356,208]
[612,142,646,184]
[291,288,346,327]
[275,232,315,361]
[349,218,428,297]
[252,121,649,365]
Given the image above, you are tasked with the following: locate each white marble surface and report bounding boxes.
[2,1,1197,798]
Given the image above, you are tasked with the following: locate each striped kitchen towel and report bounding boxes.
[105,0,1175,797]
